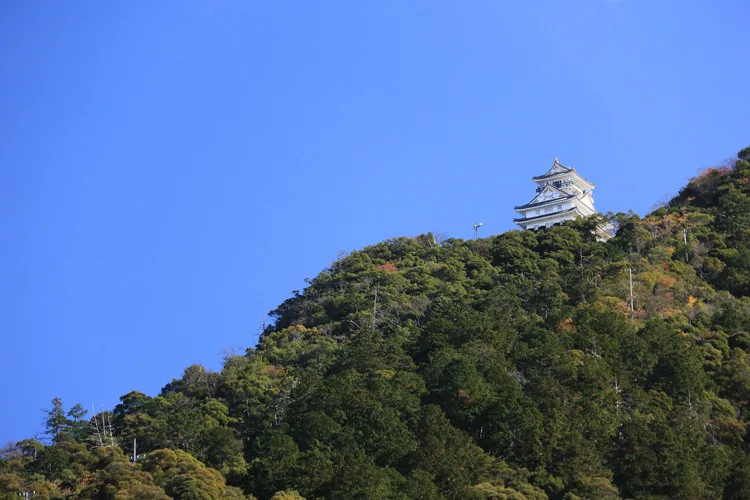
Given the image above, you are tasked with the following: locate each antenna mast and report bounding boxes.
[473,222,483,240]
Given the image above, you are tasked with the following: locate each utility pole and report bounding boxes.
[628,268,634,317]
[132,438,137,462]
[473,222,483,240]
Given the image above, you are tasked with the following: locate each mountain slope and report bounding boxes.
[2,146,750,500]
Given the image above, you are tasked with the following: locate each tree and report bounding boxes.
[142,449,236,500]
[43,398,70,443]
[67,403,88,441]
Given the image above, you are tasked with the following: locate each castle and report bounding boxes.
[514,158,599,231]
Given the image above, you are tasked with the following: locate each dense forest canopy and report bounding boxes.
[3,146,750,499]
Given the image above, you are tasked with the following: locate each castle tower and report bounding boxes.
[513,158,597,231]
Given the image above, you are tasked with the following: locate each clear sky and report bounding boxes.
[1,1,748,443]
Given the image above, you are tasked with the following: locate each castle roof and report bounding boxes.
[515,184,574,212]
[532,158,595,188]
[532,158,572,180]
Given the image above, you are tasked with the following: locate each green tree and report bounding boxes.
[43,398,70,443]
[67,403,88,441]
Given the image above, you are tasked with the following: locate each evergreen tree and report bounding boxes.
[43,398,70,443]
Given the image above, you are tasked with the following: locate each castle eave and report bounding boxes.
[532,171,572,181]
[532,170,595,188]
[514,207,579,224]
[514,194,575,211]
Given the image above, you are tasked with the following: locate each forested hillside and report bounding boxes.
[3,147,750,499]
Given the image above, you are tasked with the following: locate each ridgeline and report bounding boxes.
[3,146,750,499]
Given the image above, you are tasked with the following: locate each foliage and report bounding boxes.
[3,145,750,499]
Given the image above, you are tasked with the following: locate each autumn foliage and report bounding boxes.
[376,263,398,272]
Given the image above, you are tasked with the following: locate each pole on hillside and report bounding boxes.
[628,268,634,317]
[683,228,689,262]
[473,222,483,240]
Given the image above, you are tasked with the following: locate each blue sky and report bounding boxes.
[1,1,748,443]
